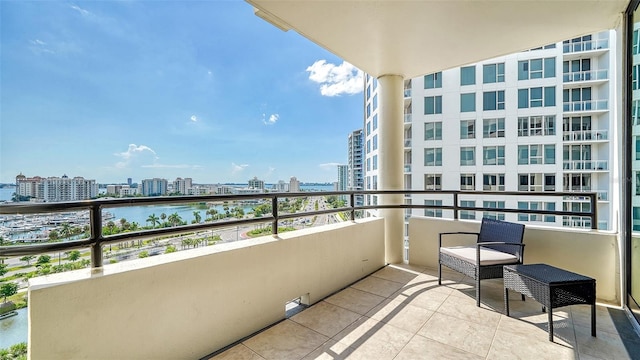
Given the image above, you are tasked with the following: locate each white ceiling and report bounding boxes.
[247,0,629,79]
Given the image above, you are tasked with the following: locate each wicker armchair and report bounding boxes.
[438,217,526,307]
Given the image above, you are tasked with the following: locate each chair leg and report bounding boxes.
[438,262,442,285]
[476,277,481,307]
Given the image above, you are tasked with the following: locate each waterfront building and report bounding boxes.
[363,30,616,231]
[15,173,97,202]
[347,129,364,192]
[140,178,168,197]
[173,177,193,195]
[247,176,265,191]
[106,185,123,196]
[337,165,348,192]
[289,177,300,192]
[119,186,137,197]
[274,180,288,192]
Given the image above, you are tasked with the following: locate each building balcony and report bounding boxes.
[563,39,609,54]
[404,139,412,147]
[563,100,609,113]
[563,160,609,171]
[404,164,412,172]
[563,69,609,84]
[563,130,608,142]
[404,113,412,123]
[404,89,412,98]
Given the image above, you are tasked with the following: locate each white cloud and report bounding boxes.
[70,4,91,17]
[190,115,198,122]
[113,144,158,168]
[231,163,249,174]
[306,60,364,97]
[263,113,279,125]
[319,162,344,170]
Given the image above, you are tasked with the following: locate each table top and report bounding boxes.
[504,263,594,285]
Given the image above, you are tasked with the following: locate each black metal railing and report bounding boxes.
[0,190,597,267]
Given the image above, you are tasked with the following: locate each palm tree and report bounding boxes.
[60,222,72,240]
[168,212,183,227]
[105,221,117,235]
[193,211,202,224]
[146,214,159,229]
[160,213,167,226]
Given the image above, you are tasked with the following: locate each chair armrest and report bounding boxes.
[439,232,479,248]
[475,242,526,263]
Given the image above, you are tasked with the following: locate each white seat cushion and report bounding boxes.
[440,246,518,266]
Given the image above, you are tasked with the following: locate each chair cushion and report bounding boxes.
[440,246,519,266]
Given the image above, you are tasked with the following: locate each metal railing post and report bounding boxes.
[591,193,598,230]
[272,196,278,235]
[453,192,459,220]
[350,193,355,221]
[90,205,103,268]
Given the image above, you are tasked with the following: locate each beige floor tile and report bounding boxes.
[300,339,355,360]
[333,317,414,360]
[499,312,577,347]
[389,283,451,312]
[350,275,405,298]
[243,320,328,360]
[417,312,496,357]
[324,287,386,315]
[487,328,576,360]
[365,297,434,333]
[394,334,484,360]
[574,323,640,360]
[291,301,362,338]
[369,264,422,284]
[436,294,503,328]
[209,344,265,360]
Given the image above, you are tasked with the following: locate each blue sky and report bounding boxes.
[0,1,364,185]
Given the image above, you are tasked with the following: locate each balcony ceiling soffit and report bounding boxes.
[247,0,627,79]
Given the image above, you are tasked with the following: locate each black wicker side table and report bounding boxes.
[504,263,596,341]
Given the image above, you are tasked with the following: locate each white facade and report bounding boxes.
[15,174,98,202]
[347,129,364,191]
[289,177,300,193]
[364,31,615,230]
[141,178,168,197]
[248,176,265,191]
[337,165,348,191]
[173,177,193,195]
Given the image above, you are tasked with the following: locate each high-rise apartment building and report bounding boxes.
[15,173,98,202]
[289,177,300,192]
[347,129,364,192]
[337,164,348,191]
[141,178,168,197]
[173,177,193,195]
[364,31,615,230]
[248,176,265,191]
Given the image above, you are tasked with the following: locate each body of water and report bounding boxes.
[0,187,15,202]
[0,308,27,349]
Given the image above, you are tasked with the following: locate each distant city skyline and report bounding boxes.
[0,1,361,184]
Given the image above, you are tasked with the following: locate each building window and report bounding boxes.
[366,139,371,153]
[366,158,370,171]
[425,174,441,190]
[460,200,476,220]
[518,144,555,165]
[483,63,505,83]
[425,96,442,114]
[424,72,442,89]
[563,59,591,82]
[461,93,476,112]
[518,87,556,108]
[563,144,592,169]
[518,57,556,80]
[424,122,442,140]
[366,121,371,136]
[460,66,475,85]
[483,91,505,110]
[518,115,555,136]
[483,146,505,165]
[483,201,505,220]
[460,120,475,139]
[373,94,378,111]
[483,118,505,138]
[545,174,556,191]
[563,173,591,191]
[519,173,544,191]
[518,201,555,222]
[366,85,371,100]
[563,87,592,111]
[562,201,592,229]
[373,114,378,130]
[460,147,475,166]
[373,135,378,150]
[483,174,505,191]
[424,148,442,166]
[424,199,443,218]
[372,155,378,170]
[460,174,475,190]
[367,103,371,117]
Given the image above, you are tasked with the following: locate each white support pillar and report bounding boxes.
[377,74,405,264]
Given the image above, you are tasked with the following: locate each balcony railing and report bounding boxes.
[562,38,609,53]
[404,89,412,98]
[404,113,412,123]
[563,100,608,112]
[563,160,609,170]
[562,69,608,82]
[563,130,608,141]
[0,190,599,269]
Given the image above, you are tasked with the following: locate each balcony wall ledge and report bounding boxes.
[28,218,385,360]
[408,216,621,306]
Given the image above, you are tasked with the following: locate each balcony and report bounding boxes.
[563,130,609,142]
[563,39,609,54]
[563,100,609,113]
[563,69,609,83]
[563,160,609,171]
[1,191,636,358]
[404,113,412,123]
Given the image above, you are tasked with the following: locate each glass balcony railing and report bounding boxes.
[563,38,609,53]
[404,139,412,147]
[563,160,609,170]
[404,89,412,98]
[562,130,608,141]
[404,114,412,123]
[563,100,608,112]
[404,164,412,172]
[563,69,608,82]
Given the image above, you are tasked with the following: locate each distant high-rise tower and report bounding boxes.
[141,178,168,196]
[127,178,132,186]
[337,165,348,191]
[348,129,364,192]
[289,177,300,192]
[248,176,265,191]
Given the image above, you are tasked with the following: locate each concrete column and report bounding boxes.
[377,74,405,264]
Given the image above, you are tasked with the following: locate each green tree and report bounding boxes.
[66,250,81,262]
[146,214,160,229]
[36,254,51,266]
[19,255,35,266]
[0,263,7,277]
[138,251,149,258]
[48,229,60,242]
[168,212,182,227]
[0,236,7,246]
[60,222,73,240]
[165,245,177,253]
[160,212,167,225]
[193,211,202,224]
[0,282,18,303]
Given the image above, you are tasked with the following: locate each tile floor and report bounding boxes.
[207,264,640,360]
